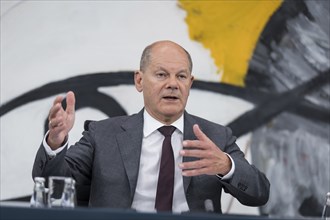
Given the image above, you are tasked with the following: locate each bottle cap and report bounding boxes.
[34,177,45,182]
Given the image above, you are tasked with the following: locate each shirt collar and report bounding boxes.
[143,109,184,137]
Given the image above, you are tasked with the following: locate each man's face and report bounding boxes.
[135,42,194,124]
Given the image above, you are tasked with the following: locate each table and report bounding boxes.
[0,202,287,220]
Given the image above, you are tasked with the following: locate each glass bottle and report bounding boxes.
[322,192,330,220]
[61,178,76,208]
[30,177,47,207]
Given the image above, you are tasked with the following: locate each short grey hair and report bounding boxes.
[139,41,193,73]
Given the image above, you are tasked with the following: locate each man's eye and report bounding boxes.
[156,73,166,78]
[178,74,187,80]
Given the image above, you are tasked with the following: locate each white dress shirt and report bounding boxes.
[131,110,189,213]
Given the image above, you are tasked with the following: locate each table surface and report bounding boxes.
[0,201,311,220]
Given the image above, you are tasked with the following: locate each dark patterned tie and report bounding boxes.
[155,126,176,211]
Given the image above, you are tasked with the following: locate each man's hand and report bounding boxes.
[47,91,75,150]
[179,124,231,176]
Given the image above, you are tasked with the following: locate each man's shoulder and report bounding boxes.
[186,112,226,129]
[185,112,235,141]
[84,111,143,131]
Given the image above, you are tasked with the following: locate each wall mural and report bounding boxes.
[180,0,283,86]
[0,0,329,218]
[246,1,330,217]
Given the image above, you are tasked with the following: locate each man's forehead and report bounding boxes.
[148,57,190,69]
[149,46,189,64]
[152,42,185,54]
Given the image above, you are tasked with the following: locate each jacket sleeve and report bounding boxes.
[220,127,270,206]
[32,122,95,186]
[32,142,69,179]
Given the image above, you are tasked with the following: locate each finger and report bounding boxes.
[65,91,76,115]
[182,140,204,149]
[49,116,65,128]
[193,124,210,142]
[182,167,211,177]
[48,103,64,120]
[49,94,65,119]
[179,159,210,170]
[53,95,64,106]
[180,149,212,158]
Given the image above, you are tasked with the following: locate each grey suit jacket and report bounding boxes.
[32,109,270,213]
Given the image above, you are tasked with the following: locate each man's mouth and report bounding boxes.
[163,96,179,100]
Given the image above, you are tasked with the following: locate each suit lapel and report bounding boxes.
[116,110,198,197]
[183,111,199,193]
[116,110,144,200]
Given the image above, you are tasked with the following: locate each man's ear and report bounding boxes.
[189,75,194,88]
[134,70,143,92]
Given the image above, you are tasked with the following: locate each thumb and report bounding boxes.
[65,91,76,114]
[193,124,209,141]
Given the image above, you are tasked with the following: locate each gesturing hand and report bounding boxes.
[47,91,76,150]
[179,124,232,177]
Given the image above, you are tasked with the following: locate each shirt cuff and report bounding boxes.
[216,153,235,180]
[43,131,68,158]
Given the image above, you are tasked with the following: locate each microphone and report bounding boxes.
[204,199,214,212]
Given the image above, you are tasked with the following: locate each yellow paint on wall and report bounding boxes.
[179,0,282,86]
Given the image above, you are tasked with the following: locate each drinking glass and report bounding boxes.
[48,176,76,208]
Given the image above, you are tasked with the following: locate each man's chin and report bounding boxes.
[161,109,184,119]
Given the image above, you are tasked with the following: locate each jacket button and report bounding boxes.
[238,183,247,191]
[39,161,44,169]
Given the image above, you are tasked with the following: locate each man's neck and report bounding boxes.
[144,109,183,125]
[143,109,184,137]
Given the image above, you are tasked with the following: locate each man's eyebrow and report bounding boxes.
[156,67,167,71]
[156,66,189,74]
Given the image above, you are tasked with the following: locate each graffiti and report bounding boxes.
[0,70,328,137]
[246,0,330,218]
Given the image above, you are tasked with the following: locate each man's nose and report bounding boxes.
[166,75,179,89]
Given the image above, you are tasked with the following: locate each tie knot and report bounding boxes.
[158,126,176,137]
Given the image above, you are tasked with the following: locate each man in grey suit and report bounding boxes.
[32,40,270,213]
